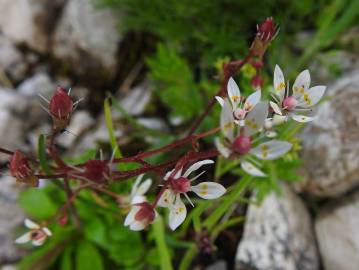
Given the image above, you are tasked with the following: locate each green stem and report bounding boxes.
[179,244,197,270]
[153,216,174,270]
[204,175,251,231]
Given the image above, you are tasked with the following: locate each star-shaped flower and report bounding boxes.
[15,219,52,246]
[158,160,226,230]
[270,65,326,122]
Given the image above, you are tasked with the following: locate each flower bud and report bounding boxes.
[282,96,298,111]
[82,160,110,183]
[9,150,38,187]
[124,202,157,231]
[233,135,252,155]
[257,17,275,42]
[49,87,73,130]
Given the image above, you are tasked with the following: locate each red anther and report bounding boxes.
[232,135,252,155]
[170,177,191,193]
[9,150,38,187]
[282,96,298,111]
[251,75,263,89]
[83,160,110,183]
[49,86,73,130]
[134,202,156,224]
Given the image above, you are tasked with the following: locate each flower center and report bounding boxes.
[282,96,297,111]
[170,177,191,193]
[134,202,156,223]
[234,108,247,120]
[232,135,252,155]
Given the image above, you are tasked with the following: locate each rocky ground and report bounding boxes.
[0,1,359,269]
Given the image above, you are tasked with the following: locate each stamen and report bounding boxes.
[184,193,194,207]
[37,93,50,104]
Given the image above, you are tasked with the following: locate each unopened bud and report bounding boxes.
[257,17,276,42]
[82,160,110,183]
[9,150,38,187]
[49,87,73,130]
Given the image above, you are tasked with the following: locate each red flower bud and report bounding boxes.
[9,150,38,187]
[257,17,276,42]
[233,135,252,155]
[251,75,263,90]
[49,87,73,130]
[82,160,110,183]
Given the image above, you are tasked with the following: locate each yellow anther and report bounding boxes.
[303,93,311,105]
[276,82,285,92]
[232,96,239,102]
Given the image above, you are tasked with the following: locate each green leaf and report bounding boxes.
[152,216,173,270]
[18,188,58,219]
[60,246,74,270]
[83,218,107,248]
[76,241,104,270]
[38,134,51,174]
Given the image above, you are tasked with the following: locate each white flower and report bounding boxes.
[270,65,326,122]
[15,219,52,246]
[216,100,292,177]
[158,160,226,230]
[124,174,155,231]
[216,77,261,122]
[130,174,152,204]
[124,202,157,231]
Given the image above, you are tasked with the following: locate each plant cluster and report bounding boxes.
[4,18,327,270]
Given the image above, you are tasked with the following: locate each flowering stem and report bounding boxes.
[63,177,80,228]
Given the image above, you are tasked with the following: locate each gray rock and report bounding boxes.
[17,72,55,97]
[0,175,25,264]
[53,0,121,76]
[298,70,359,197]
[235,184,318,270]
[0,0,65,52]
[0,34,27,83]
[118,84,151,116]
[315,193,359,270]
[206,260,226,270]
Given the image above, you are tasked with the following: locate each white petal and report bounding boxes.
[293,69,311,99]
[168,195,187,231]
[183,160,214,177]
[191,182,226,199]
[273,114,287,125]
[265,131,277,138]
[297,86,326,108]
[157,189,175,208]
[291,114,315,123]
[42,227,52,236]
[269,101,282,115]
[215,138,231,158]
[227,77,241,109]
[244,102,268,136]
[164,169,174,180]
[250,140,292,160]
[220,99,235,141]
[131,195,146,204]
[24,219,40,230]
[129,221,146,231]
[124,206,139,226]
[244,90,261,111]
[273,65,286,101]
[135,179,152,197]
[215,96,225,107]
[241,161,266,177]
[15,232,32,244]
[32,236,47,246]
[131,174,144,197]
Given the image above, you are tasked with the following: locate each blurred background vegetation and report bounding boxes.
[16,0,359,269]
